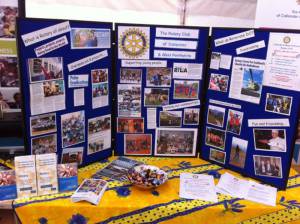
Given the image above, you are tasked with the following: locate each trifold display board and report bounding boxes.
[201,28,300,189]
[17,18,113,166]
[115,23,209,157]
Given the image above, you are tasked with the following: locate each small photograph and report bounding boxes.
[265,93,292,116]
[31,134,57,154]
[0,89,21,109]
[91,69,108,83]
[174,80,199,99]
[205,126,226,150]
[210,52,221,70]
[0,57,19,87]
[30,113,57,136]
[118,84,141,117]
[88,138,105,155]
[207,104,225,127]
[241,68,263,100]
[159,111,182,127]
[146,67,172,87]
[57,163,78,178]
[0,6,18,38]
[61,111,85,148]
[229,137,248,168]
[208,73,229,92]
[144,88,169,107]
[61,147,83,165]
[70,28,110,49]
[124,134,152,155]
[226,109,243,135]
[92,82,108,98]
[253,129,286,152]
[88,115,111,135]
[155,128,197,156]
[28,57,63,82]
[183,108,200,125]
[253,155,282,178]
[117,117,144,133]
[43,80,65,97]
[0,170,15,186]
[120,68,142,84]
[209,148,226,164]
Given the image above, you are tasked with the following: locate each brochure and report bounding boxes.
[57,163,78,192]
[0,170,17,201]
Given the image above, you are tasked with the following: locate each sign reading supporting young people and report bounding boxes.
[201,27,300,190]
[17,18,113,166]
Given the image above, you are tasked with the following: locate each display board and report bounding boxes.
[115,23,209,157]
[201,28,300,189]
[17,18,113,166]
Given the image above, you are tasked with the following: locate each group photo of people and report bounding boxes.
[265,93,292,115]
[205,127,226,150]
[31,134,57,154]
[125,134,152,155]
[208,73,229,92]
[0,6,18,38]
[254,155,282,178]
[120,68,142,84]
[30,113,56,136]
[174,80,199,99]
[0,90,21,109]
[92,69,108,83]
[146,67,171,87]
[117,118,144,133]
[71,28,109,49]
[92,82,108,98]
[88,115,111,135]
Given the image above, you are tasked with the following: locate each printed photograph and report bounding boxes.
[0,89,21,109]
[0,6,18,38]
[0,170,15,186]
[70,28,110,49]
[124,134,152,155]
[253,129,286,152]
[207,104,225,127]
[92,82,108,98]
[159,111,182,127]
[144,88,169,107]
[226,109,243,135]
[43,80,65,97]
[91,69,108,83]
[31,134,57,154]
[88,138,105,155]
[253,155,282,178]
[146,67,171,87]
[183,108,200,125]
[30,113,57,136]
[174,80,199,99]
[28,57,63,82]
[209,148,226,164]
[120,68,142,84]
[0,57,19,87]
[265,93,292,116]
[155,128,197,156]
[88,115,111,135]
[117,117,144,133]
[61,111,85,148]
[57,163,78,178]
[229,137,248,168]
[118,84,141,117]
[205,126,226,150]
[208,73,229,92]
[61,147,83,165]
[241,68,263,100]
[210,52,221,69]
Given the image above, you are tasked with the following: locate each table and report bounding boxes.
[12,157,300,224]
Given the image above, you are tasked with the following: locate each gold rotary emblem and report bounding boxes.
[119,28,149,58]
[283,36,291,44]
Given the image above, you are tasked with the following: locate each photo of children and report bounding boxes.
[91,69,108,83]
[61,147,83,165]
[146,67,171,87]
[209,148,226,164]
[117,118,144,133]
[265,93,292,116]
[205,127,226,150]
[30,113,56,136]
[43,80,65,97]
[120,68,142,84]
[253,129,286,152]
[31,134,57,154]
[144,88,169,107]
[226,109,243,135]
[208,73,229,92]
[254,155,282,178]
[155,128,197,156]
[0,5,18,38]
[207,105,225,127]
[159,111,182,127]
[229,137,248,168]
[124,134,152,155]
[0,170,15,186]
[118,84,141,117]
[61,111,85,148]
[174,80,199,99]
[28,57,63,82]
[241,68,263,100]
[183,108,200,125]
[0,57,19,87]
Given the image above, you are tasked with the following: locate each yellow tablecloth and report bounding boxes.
[13,157,300,224]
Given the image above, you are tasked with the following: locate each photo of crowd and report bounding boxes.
[92,82,108,98]
[61,111,85,148]
[117,118,144,133]
[184,108,200,125]
[31,134,57,154]
[146,67,171,87]
[144,88,169,107]
[92,69,108,83]
[0,6,18,38]
[30,113,56,136]
[253,129,286,152]
[120,68,142,84]
[43,80,65,97]
[254,155,282,178]
[210,148,226,164]
[229,137,248,168]
[88,115,111,135]
[88,139,105,154]
[226,109,243,135]
[159,111,182,127]
[265,93,292,116]
[0,170,15,186]
[174,80,199,99]
[208,73,229,92]
[61,147,83,165]
[0,57,19,87]
[207,105,225,127]
[125,134,152,155]
[205,127,226,150]
[118,84,141,117]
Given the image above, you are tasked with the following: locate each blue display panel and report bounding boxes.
[17,18,113,166]
[115,23,209,157]
[201,28,300,189]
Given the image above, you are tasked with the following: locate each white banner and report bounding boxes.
[155,39,197,50]
[154,50,196,60]
[214,30,255,47]
[121,60,167,67]
[248,119,290,127]
[236,41,265,55]
[35,36,68,57]
[163,100,200,111]
[156,27,199,39]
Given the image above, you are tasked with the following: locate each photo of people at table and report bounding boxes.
[265,93,292,116]
[254,155,282,178]
[253,129,286,152]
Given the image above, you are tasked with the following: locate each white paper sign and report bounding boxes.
[22,21,71,47]
[147,108,157,129]
[236,41,266,55]
[68,50,108,72]
[154,50,196,60]
[74,88,85,107]
[173,63,203,80]
[220,54,232,69]
[121,60,167,67]
[155,39,197,50]
[163,100,200,111]
[68,75,89,88]
[34,36,68,57]
[248,119,290,127]
[156,27,199,39]
[214,30,255,47]
[209,99,241,109]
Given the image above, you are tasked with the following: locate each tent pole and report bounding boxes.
[180,0,188,25]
